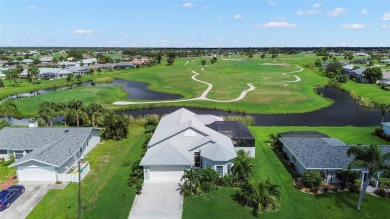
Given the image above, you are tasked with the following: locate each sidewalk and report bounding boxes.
[0,175,17,190]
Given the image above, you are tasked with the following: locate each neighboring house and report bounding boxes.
[353,59,369,65]
[354,52,369,57]
[277,132,390,186]
[0,127,100,182]
[382,122,390,136]
[20,67,72,79]
[40,56,53,63]
[380,59,390,64]
[86,63,115,70]
[0,68,9,78]
[57,61,79,67]
[343,67,367,82]
[66,66,91,74]
[22,59,34,64]
[114,62,136,69]
[140,108,238,182]
[0,60,8,67]
[80,58,97,66]
[206,121,256,157]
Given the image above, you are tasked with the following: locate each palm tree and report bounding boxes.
[67,100,84,127]
[85,103,105,126]
[28,65,40,84]
[4,70,13,85]
[240,178,281,214]
[231,150,255,185]
[181,168,199,196]
[376,103,390,123]
[347,144,390,210]
[38,101,56,126]
[0,99,21,119]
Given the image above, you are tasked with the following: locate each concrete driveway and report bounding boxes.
[129,181,183,219]
[0,182,53,219]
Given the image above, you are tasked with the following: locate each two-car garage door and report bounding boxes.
[17,166,57,182]
[148,166,186,182]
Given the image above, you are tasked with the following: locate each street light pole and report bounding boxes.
[78,159,81,219]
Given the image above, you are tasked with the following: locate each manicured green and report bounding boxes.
[341,81,390,106]
[183,126,390,219]
[27,126,145,219]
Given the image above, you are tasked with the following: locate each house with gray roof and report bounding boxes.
[278,134,390,185]
[382,122,390,136]
[40,56,53,63]
[343,66,367,82]
[140,108,238,182]
[0,127,100,182]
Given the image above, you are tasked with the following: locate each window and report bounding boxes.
[194,152,201,168]
[14,151,24,159]
[79,147,83,153]
[0,150,7,155]
[216,166,223,176]
[227,164,231,174]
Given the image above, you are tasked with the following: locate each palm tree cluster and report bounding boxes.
[37,100,129,140]
[181,168,220,196]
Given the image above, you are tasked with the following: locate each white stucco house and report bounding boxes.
[140,108,254,182]
[0,127,100,182]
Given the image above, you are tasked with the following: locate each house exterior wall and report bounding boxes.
[201,158,233,176]
[16,160,56,182]
[0,149,11,160]
[143,165,191,181]
[82,129,100,156]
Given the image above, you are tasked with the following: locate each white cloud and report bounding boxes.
[204,6,210,10]
[382,24,390,29]
[73,29,94,35]
[123,36,128,38]
[182,2,194,8]
[311,2,323,8]
[234,14,244,20]
[256,22,297,28]
[361,9,368,14]
[28,6,47,10]
[268,1,277,5]
[327,7,347,17]
[217,18,223,22]
[340,23,366,29]
[296,10,319,15]
[382,11,390,20]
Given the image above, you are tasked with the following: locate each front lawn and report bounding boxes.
[183,126,390,218]
[0,165,15,184]
[27,126,145,219]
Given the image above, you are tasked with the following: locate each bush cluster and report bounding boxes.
[374,128,390,142]
[374,188,389,198]
[301,170,323,188]
[379,178,390,189]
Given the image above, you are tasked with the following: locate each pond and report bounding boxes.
[116,86,389,126]
[1,78,183,102]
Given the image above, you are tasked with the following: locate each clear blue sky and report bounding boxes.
[0,0,389,47]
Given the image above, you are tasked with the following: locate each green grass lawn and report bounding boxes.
[341,81,390,106]
[27,126,145,219]
[183,126,390,219]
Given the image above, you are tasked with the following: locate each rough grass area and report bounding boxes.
[183,126,390,218]
[27,126,145,219]
[93,77,114,83]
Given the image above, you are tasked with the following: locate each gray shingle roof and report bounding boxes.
[280,137,390,169]
[140,108,237,166]
[0,127,97,167]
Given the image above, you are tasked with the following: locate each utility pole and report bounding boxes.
[78,159,81,219]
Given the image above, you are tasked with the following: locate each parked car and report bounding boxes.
[0,185,25,211]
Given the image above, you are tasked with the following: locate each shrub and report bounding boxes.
[295,183,304,189]
[0,119,10,130]
[336,74,349,83]
[374,188,388,198]
[385,135,390,142]
[349,184,360,193]
[122,160,132,167]
[336,170,360,189]
[301,170,323,188]
[375,128,384,134]
[379,178,390,189]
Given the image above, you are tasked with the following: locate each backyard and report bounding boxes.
[183,126,390,218]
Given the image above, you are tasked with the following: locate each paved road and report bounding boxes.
[129,181,183,219]
[0,182,53,219]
